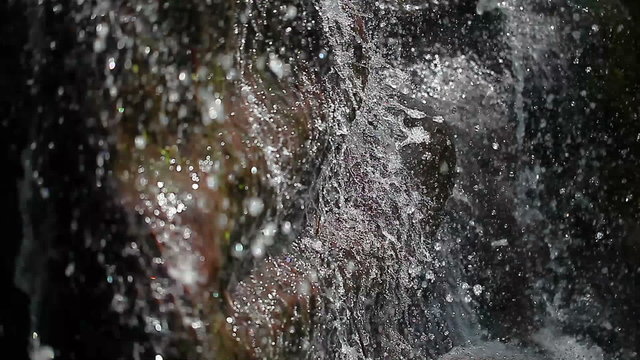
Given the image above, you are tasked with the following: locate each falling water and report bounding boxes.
[10,0,640,359]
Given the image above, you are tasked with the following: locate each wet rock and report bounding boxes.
[400,115,456,211]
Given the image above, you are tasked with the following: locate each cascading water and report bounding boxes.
[7,0,639,360]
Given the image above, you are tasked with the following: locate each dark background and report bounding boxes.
[1,1,30,359]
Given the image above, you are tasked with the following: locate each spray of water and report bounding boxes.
[14,1,639,359]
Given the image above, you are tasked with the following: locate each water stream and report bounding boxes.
[11,1,640,359]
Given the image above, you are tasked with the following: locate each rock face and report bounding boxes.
[399,116,457,218]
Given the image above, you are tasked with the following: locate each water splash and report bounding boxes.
[13,0,639,359]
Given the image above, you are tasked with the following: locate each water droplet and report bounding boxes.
[285,5,298,19]
[206,175,218,189]
[473,284,484,296]
[96,23,109,38]
[251,242,265,258]
[191,321,203,329]
[64,262,75,277]
[247,197,264,216]
[134,136,146,150]
[282,221,292,234]
[111,294,128,313]
[425,270,435,281]
[268,54,285,79]
[491,239,509,247]
[439,161,449,174]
